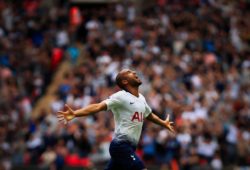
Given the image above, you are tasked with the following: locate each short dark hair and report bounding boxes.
[115,72,126,90]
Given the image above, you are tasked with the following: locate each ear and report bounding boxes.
[122,79,128,85]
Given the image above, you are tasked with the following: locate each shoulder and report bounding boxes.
[110,90,126,99]
[139,93,150,106]
[139,93,146,101]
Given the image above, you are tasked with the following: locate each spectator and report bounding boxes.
[0,0,250,169]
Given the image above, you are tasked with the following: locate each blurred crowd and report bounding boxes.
[0,0,250,170]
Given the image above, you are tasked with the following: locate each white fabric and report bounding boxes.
[104,90,152,144]
[197,137,218,157]
[177,133,192,148]
[226,125,238,144]
[56,30,69,47]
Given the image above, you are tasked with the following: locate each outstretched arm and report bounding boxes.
[146,113,175,133]
[57,102,107,124]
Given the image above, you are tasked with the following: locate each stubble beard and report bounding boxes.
[131,79,142,87]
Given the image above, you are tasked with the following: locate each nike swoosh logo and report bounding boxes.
[130,102,134,105]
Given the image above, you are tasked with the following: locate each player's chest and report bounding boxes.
[125,97,146,113]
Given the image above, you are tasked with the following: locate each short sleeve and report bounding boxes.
[145,102,152,117]
[104,92,122,111]
[139,94,152,117]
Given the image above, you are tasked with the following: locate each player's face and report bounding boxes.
[124,70,142,86]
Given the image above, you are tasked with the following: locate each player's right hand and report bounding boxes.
[57,104,76,125]
[164,114,175,134]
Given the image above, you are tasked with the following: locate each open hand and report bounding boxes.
[164,114,175,134]
[57,104,76,125]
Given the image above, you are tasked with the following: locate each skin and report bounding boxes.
[57,69,175,132]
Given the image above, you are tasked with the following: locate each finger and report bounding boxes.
[58,117,65,121]
[65,104,74,113]
[58,118,65,122]
[167,124,174,131]
[58,116,64,119]
[57,117,64,120]
[169,128,175,134]
[57,115,64,118]
[57,111,67,115]
[170,127,175,133]
[166,114,169,121]
[166,121,174,125]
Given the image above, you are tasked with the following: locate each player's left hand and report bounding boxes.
[57,104,76,125]
[164,114,175,134]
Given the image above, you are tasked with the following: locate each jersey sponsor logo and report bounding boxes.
[131,112,143,122]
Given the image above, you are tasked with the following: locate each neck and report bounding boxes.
[126,86,139,97]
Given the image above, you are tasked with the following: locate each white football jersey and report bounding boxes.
[104,90,152,145]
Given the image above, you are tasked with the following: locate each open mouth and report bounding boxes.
[136,76,141,82]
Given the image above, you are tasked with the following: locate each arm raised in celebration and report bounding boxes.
[57,102,107,125]
[146,113,175,133]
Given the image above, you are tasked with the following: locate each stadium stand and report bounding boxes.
[0,0,249,169]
